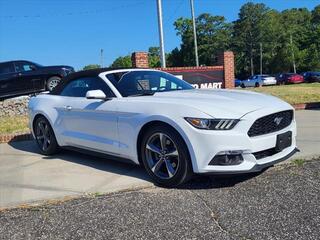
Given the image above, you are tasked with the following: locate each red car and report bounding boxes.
[277,73,304,84]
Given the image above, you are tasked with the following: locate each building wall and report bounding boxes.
[131,51,235,89]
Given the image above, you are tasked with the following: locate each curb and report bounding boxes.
[292,102,320,110]
[0,132,33,144]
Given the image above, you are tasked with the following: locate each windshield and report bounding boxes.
[106,70,194,97]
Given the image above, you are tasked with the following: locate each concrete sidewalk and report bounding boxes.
[0,110,319,208]
[294,109,320,159]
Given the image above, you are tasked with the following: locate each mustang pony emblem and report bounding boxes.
[274,117,283,126]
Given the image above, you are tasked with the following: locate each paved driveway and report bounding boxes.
[0,110,319,208]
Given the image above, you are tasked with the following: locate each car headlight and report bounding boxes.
[185,118,239,130]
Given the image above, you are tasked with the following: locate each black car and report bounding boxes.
[303,72,320,83]
[0,60,74,99]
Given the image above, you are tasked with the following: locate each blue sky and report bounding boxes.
[0,0,319,70]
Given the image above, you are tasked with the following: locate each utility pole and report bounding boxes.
[260,43,262,75]
[290,34,296,73]
[156,0,166,68]
[100,49,104,68]
[190,0,199,67]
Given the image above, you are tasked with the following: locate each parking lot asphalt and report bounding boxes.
[0,110,319,208]
[0,159,319,240]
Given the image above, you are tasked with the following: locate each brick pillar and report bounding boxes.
[131,52,149,68]
[218,51,235,89]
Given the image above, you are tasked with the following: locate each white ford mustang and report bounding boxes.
[28,68,298,186]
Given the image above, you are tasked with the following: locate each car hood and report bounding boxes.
[135,89,292,119]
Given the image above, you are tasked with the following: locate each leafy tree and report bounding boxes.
[232,3,270,76]
[311,5,320,70]
[148,47,161,68]
[171,13,231,67]
[83,64,101,70]
[110,55,132,68]
[280,8,312,72]
[167,47,183,67]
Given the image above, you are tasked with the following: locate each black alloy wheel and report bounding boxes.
[141,125,192,187]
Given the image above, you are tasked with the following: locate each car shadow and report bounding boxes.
[8,140,151,182]
[177,170,267,190]
[8,140,265,190]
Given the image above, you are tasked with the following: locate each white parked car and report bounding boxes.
[28,69,297,186]
[241,75,277,88]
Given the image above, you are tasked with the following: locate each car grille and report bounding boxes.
[248,110,293,137]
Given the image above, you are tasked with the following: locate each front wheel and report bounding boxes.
[140,125,192,187]
[255,82,260,87]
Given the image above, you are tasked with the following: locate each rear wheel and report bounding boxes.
[140,125,192,187]
[255,82,260,87]
[241,83,245,88]
[46,76,61,91]
[34,116,59,155]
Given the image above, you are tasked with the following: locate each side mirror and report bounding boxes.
[86,90,107,100]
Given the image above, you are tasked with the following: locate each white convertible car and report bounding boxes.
[28,68,298,186]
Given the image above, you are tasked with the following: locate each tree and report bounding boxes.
[170,13,232,67]
[110,55,132,68]
[232,3,270,76]
[83,64,101,70]
[311,5,320,70]
[280,8,312,72]
[148,47,161,68]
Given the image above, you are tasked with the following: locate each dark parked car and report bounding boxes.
[0,60,74,99]
[303,72,320,83]
[277,73,304,84]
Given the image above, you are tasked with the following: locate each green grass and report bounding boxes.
[242,83,320,105]
[0,116,30,134]
[292,159,305,167]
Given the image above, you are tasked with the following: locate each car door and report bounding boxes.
[14,61,44,93]
[0,62,18,97]
[57,76,120,155]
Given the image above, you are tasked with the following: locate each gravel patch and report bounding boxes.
[0,96,29,117]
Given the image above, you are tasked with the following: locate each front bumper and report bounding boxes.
[184,107,297,174]
[199,147,299,175]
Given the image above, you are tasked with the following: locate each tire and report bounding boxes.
[140,125,192,187]
[241,83,245,88]
[255,82,260,87]
[46,76,61,91]
[34,116,59,155]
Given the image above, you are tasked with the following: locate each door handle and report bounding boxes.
[64,106,72,111]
